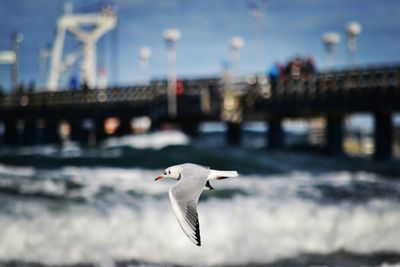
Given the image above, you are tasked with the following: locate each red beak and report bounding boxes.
[155,176,163,181]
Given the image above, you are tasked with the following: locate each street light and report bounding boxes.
[40,44,51,86]
[229,36,245,76]
[138,47,152,85]
[11,32,23,89]
[345,21,362,65]
[322,32,340,68]
[163,28,181,118]
[247,0,267,71]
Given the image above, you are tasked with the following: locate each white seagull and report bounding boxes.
[155,163,238,246]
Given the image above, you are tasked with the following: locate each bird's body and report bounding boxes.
[155,163,238,246]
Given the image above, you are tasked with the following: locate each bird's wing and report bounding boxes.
[168,164,209,246]
[169,193,201,246]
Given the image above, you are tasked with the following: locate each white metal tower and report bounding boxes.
[47,2,117,91]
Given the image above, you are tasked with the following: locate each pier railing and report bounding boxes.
[250,65,400,116]
[0,65,398,113]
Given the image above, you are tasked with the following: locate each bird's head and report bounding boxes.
[155,165,181,181]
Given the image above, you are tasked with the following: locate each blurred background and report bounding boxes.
[0,0,400,266]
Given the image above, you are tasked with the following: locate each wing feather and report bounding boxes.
[168,164,209,246]
[169,191,201,245]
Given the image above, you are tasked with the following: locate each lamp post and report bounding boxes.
[229,36,245,78]
[163,28,181,118]
[138,47,152,85]
[345,21,362,66]
[11,32,23,89]
[247,0,267,71]
[40,44,51,86]
[322,32,340,69]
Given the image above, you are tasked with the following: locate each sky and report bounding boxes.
[0,0,400,90]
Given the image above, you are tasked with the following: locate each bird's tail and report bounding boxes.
[208,169,238,180]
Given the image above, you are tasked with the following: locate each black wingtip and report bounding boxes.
[195,221,201,247]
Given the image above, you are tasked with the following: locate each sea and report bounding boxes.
[0,124,399,267]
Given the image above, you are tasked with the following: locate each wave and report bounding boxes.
[0,165,400,265]
[102,130,190,150]
[1,253,400,267]
[1,193,399,266]
[1,164,399,205]
[0,130,398,178]
[2,144,400,179]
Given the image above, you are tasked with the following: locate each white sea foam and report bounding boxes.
[102,130,189,150]
[0,145,59,156]
[0,165,400,265]
[0,164,36,177]
[1,192,399,265]
[54,166,172,199]
[379,264,400,267]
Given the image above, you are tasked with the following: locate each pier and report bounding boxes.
[0,64,399,160]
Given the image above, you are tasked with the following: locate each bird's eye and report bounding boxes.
[164,171,167,175]
[169,170,171,174]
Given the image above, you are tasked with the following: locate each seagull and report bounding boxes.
[155,163,238,246]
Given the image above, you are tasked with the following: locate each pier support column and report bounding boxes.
[374,112,392,161]
[70,120,88,144]
[4,120,18,146]
[325,114,343,156]
[268,116,284,149]
[150,116,161,132]
[181,121,199,138]
[36,120,45,144]
[22,120,38,145]
[44,120,61,144]
[95,118,107,144]
[115,117,132,137]
[226,122,241,145]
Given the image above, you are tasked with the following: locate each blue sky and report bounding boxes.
[0,0,400,89]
